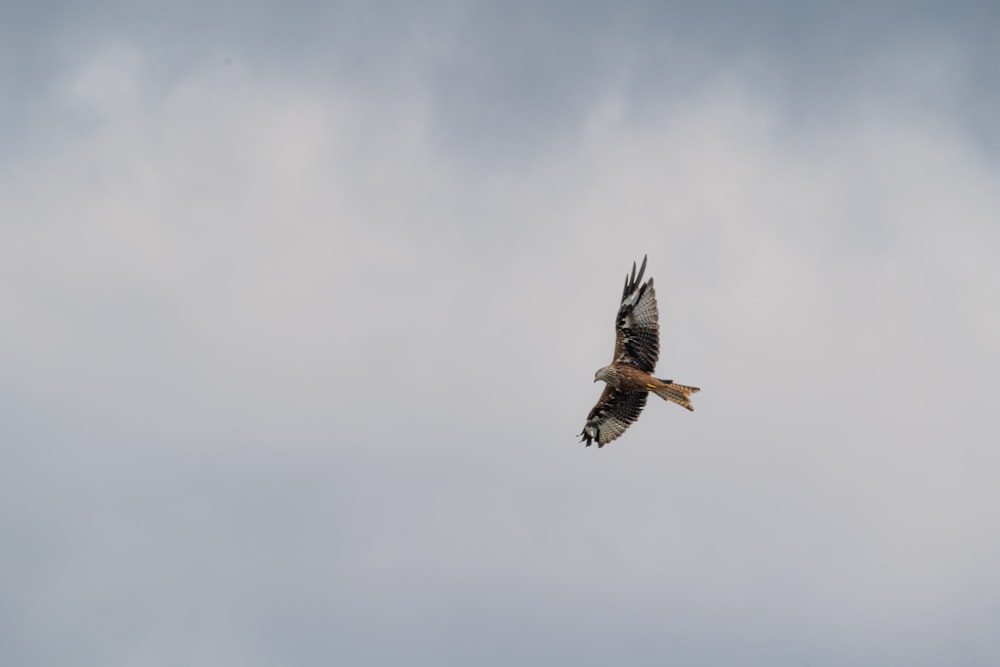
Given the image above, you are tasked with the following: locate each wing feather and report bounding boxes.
[613,256,660,373]
[579,386,649,448]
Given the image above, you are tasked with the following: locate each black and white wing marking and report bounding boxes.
[612,255,660,373]
[579,386,649,448]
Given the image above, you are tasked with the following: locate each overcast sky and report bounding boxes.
[3,2,1000,665]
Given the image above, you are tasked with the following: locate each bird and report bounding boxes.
[579,255,699,447]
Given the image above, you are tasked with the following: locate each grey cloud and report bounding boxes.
[3,3,1000,666]
[5,1,1000,165]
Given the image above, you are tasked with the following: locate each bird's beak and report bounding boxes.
[593,378,597,383]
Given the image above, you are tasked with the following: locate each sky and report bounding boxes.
[3,1,1000,665]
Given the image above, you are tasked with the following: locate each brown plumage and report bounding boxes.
[579,255,700,447]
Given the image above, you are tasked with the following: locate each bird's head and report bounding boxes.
[594,366,609,383]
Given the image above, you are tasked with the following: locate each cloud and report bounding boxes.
[3,6,1000,666]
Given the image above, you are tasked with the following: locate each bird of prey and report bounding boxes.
[579,255,699,447]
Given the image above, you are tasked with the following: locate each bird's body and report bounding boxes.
[579,255,699,447]
[595,364,660,392]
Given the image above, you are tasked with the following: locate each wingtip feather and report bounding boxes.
[622,255,650,301]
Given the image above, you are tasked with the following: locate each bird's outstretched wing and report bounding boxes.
[613,255,659,373]
[579,386,649,448]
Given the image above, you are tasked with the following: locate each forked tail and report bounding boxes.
[651,379,700,411]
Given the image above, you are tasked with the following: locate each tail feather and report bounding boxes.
[651,379,700,411]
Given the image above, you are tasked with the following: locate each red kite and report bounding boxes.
[579,256,699,447]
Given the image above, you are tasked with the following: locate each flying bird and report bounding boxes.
[579,255,699,447]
